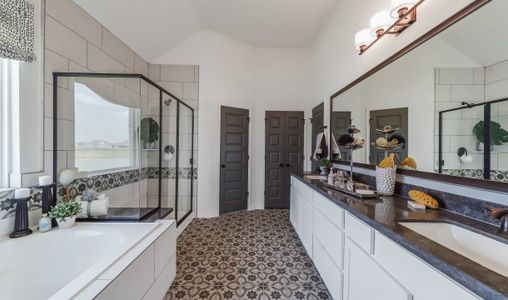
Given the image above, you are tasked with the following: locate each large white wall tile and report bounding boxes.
[486,59,508,84]
[450,85,484,103]
[183,82,199,100]
[135,54,149,77]
[435,85,451,102]
[158,82,183,99]
[102,28,135,70]
[87,43,126,73]
[438,68,474,85]
[44,49,68,87]
[161,65,195,82]
[45,16,87,67]
[46,0,102,48]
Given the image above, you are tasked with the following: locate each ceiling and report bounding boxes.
[74,0,338,62]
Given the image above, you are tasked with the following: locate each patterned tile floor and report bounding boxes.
[165,209,332,300]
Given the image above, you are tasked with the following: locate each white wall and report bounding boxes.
[310,0,476,131]
[153,31,311,217]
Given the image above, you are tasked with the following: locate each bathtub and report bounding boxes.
[0,220,176,300]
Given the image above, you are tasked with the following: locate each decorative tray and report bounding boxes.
[319,182,378,199]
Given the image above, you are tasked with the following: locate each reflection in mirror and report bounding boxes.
[331,0,508,183]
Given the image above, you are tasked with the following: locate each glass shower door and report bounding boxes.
[176,102,194,224]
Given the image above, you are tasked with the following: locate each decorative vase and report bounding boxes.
[376,166,396,195]
[57,216,76,229]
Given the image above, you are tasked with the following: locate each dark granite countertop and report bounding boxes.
[291,172,508,300]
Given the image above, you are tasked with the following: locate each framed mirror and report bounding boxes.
[330,0,508,192]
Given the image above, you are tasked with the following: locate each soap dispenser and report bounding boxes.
[38,214,51,233]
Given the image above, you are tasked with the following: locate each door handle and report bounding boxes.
[286,164,290,167]
[221,164,226,168]
[279,163,284,167]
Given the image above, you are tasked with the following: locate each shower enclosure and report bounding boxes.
[438,97,508,181]
[52,72,194,225]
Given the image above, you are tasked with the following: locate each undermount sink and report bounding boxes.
[399,222,508,277]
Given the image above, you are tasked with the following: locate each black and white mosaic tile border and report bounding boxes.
[60,167,197,196]
[442,169,508,183]
[0,188,43,220]
[0,167,197,219]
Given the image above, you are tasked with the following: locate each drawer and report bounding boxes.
[314,191,344,229]
[313,237,343,300]
[344,213,373,254]
[374,232,479,300]
[314,208,344,269]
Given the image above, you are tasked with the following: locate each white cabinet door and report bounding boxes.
[290,186,301,235]
[300,196,313,256]
[344,238,412,300]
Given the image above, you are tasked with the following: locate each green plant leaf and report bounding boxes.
[472,120,508,146]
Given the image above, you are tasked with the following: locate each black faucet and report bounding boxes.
[486,206,508,232]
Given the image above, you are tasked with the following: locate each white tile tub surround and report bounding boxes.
[0,220,176,300]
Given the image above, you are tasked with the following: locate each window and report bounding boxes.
[74,83,139,174]
[0,58,19,188]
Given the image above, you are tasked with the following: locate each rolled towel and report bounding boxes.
[87,197,109,217]
[76,193,109,218]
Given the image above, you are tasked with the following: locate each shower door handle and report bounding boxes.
[221,164,226,168]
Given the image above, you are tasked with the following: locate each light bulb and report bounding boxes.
[355,28,373,52]
[370,10,392,37]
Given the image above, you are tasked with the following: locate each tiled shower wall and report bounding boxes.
[148,64,199,215]
[435,62,508,182]
[1,0,199,225]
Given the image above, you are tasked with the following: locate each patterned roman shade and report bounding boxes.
[0,0,36,63]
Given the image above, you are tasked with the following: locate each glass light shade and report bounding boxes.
[390,0,416,18]
[370,10,392,36]
[355,28,373,51]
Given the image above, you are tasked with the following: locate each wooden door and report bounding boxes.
[265,111,304,209]
[219,106,249,214]
[369,108,408,165]
[331,111,352,161]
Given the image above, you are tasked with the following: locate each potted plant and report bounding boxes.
[319,158,331,175]
[140,117,160,149]
[473,121,508,151]
[49,200,82,229]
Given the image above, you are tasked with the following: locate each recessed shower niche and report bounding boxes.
[52,73,194,224]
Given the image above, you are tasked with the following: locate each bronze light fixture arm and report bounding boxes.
[359,0,425,55]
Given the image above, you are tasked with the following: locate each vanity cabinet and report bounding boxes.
[343,238,411,300]
[289,175,480,300]
[290,176,313,255]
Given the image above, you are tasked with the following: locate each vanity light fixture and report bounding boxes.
[355,0,424,55]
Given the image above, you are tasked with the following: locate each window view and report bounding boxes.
[74,83,139,173]
[0,58,19,188]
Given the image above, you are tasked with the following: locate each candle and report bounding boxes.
[14,188,31,199]
[39,175,53,186]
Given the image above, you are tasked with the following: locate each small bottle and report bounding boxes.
[38,214,51,233]
[328,171,335,185]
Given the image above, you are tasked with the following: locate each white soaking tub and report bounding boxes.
[0,220,176,300]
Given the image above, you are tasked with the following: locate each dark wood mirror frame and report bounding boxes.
[328,0,508,193]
